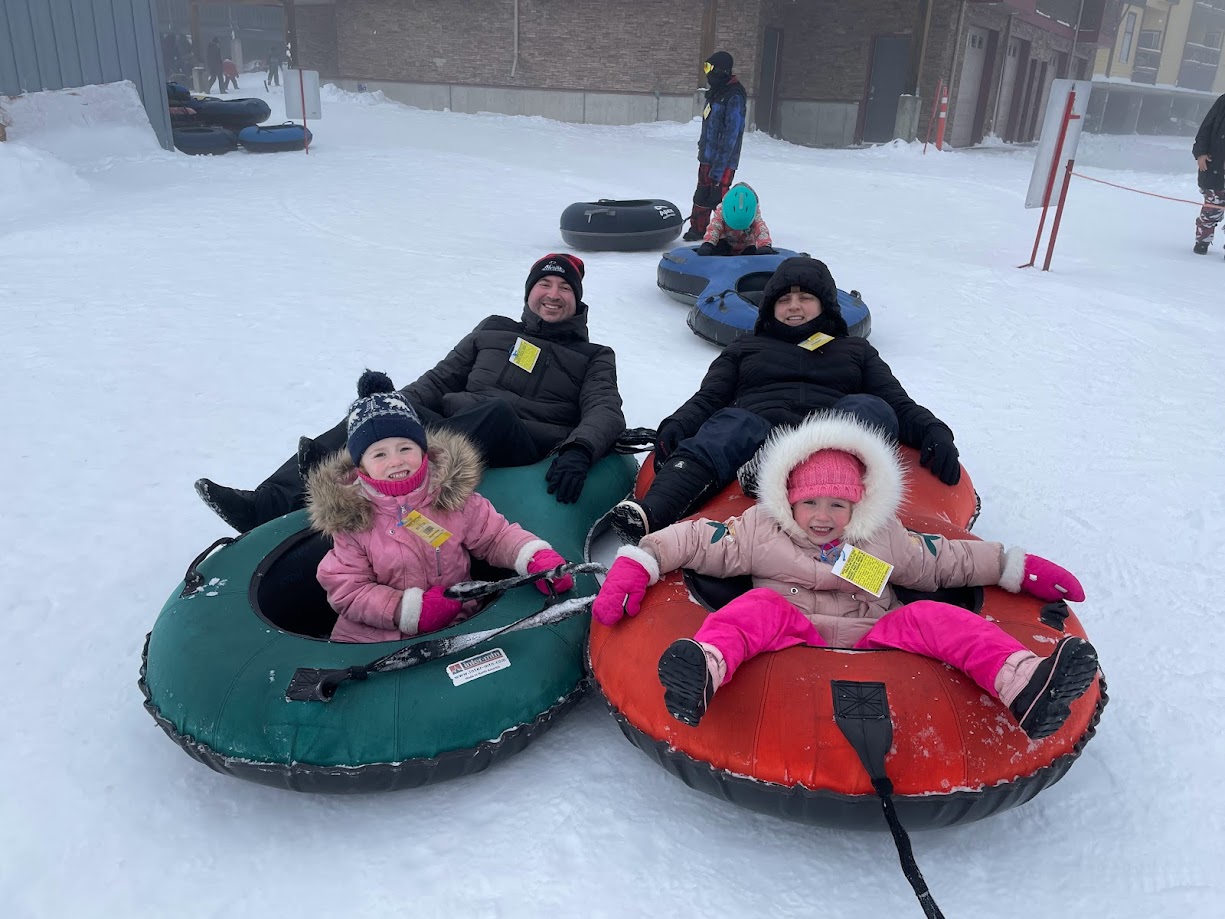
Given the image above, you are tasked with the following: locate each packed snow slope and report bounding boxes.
[1,81,1221,918]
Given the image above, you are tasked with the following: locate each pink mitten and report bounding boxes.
[418,586,464,633]
[1022,554,1086,603]
[592,555,652,627]
[527,548,574,595]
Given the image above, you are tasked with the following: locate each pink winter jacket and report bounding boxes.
[635,414,1025,648]
[306,430,549,643]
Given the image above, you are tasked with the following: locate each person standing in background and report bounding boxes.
[1193,93,1225,255]
[683,51,747,242]
[206,37,224,94]
[265,47,282,90]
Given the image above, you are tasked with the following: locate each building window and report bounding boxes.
[1120,11,1137,64]
[1138,30,1161,51]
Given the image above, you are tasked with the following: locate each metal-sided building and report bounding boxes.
[0,0,172,150]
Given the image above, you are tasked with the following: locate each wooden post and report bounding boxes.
[285,0,299,70]
[189,2,202,65]
[700,0,718,81]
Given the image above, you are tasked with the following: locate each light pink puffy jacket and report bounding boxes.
[637,415,1025,648]
[307,430,549,643]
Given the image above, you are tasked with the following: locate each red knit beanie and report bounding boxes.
[786,449,865,504]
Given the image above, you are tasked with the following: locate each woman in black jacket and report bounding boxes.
[611,257,961,542]
[197,254,625,532]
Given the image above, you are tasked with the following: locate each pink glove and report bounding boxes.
[418,586,464,633]
[1021,554,1085,603]
[592,555,652,627]
[527,548,574,595]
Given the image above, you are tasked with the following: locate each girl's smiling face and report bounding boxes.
[360,437,425,481]
[791,496,854,545]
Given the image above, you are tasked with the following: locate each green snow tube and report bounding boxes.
[140,453,637,793]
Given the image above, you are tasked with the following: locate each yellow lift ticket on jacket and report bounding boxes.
[798,332,834,351]
[509,337,541,372]
[398,510,453,548]
[830,543,894,597]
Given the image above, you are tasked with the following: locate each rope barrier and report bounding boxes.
[1071,170,1225,210]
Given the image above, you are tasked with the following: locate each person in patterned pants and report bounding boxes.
[1193,93,1225,254]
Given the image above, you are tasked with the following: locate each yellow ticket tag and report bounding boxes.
[830,544,894,597]
[509,338,541,372]
[798,332,834,351]
[398,510,453,548]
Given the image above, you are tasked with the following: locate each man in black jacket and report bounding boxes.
[197,254,625,532]
[611,257,961,542]
[1193,93,1225,254]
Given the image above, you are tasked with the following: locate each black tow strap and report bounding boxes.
[832,680,946,919]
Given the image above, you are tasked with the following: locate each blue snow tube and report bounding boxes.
[173,126,239,156]
[657,246,872,347]
[166,82,192,103]
[238,122,313,153]
[191,97,272,130]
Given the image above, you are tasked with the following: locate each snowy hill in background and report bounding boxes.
[1,81,1221,918]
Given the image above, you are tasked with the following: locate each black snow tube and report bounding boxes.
[560,199,683,251]
[173,126,239,156]
[238,122,313,153]
[191,97,272,130]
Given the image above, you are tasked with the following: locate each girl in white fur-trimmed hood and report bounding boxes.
[594,414,1099,739]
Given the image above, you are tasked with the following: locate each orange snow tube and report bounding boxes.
[588,449,1107,829]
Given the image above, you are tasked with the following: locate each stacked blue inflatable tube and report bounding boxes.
[657,246,872,347]
[238,123,313,153]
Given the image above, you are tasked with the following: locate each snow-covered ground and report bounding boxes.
[2,80,1221,918]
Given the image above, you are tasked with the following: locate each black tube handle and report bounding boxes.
[180,537,236,598]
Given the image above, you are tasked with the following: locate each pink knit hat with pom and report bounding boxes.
[786,449,865,504]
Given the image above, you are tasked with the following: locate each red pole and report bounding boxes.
[1042,158,1075,271]
[935,82,949,150]
[299,69,310,155]
[1021,89,1076,268]
[923,78,943,155]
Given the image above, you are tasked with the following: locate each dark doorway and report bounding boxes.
[862,35,913,143]
[757,28,783,136]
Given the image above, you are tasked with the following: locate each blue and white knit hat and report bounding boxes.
[346,370,428,465]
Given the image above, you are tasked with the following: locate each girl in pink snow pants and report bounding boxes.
[593,414,1099,739]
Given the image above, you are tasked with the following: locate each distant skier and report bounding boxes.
[683,50,747,242]
[1193,93,1225,255]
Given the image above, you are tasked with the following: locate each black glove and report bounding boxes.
[918,426,961,486]
[652,422,685,471]
[752,244,777,255]
[545,446,593,504]
[696,242,716,256]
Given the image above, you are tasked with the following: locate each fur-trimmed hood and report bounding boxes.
[306,428,483,536]
[751,413,905,545]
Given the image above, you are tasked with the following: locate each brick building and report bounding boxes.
[289,0,1115,147]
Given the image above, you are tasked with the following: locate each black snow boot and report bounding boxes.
[658,639,717,726]
[1194,240,1210,254]
[1009,637,1099,739]
[610,456,722,543]
[194,479,261,533]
